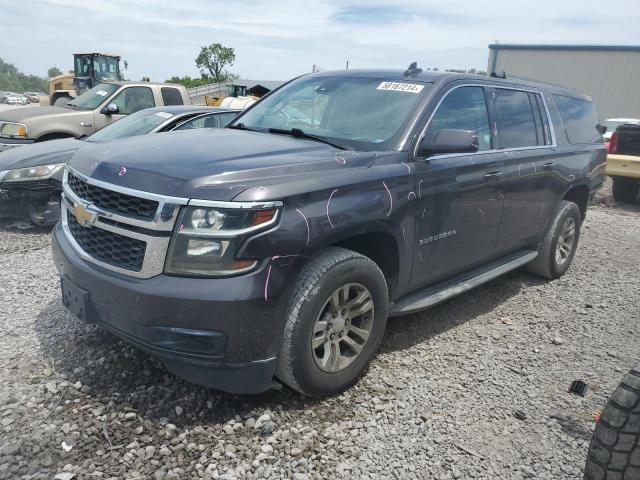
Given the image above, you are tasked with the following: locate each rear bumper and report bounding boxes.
[51,223,287,394]
[607,154,640,179]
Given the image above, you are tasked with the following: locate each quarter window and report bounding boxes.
[553,95,601,144]
[110,87,155,115]
[493,89,539,148]
[426,86,492,151]
[161,87,184,106]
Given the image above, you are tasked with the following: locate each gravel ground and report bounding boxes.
[0,186,639,480]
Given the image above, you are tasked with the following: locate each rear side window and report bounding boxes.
[493,89,538,148]
[553,95,601,144]
[161,87,184,106]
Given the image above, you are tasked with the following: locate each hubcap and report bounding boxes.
[555,217,576,265]
[311,283,374,373]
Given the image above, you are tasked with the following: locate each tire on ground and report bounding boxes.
[527,200,581,279]
[276,247,388,397]
[612,176,640,203]
[584,362,640,480]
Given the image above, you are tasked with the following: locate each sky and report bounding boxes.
[2,0,640,82]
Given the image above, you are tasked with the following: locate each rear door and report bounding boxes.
[489,87,557,251]
[410,84,506,290]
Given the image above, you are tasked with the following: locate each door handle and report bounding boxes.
[543,162,556,170]
[484,171,503,182]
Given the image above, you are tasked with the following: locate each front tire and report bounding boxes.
[276,247,388,397]
[612,177,639,203]
[527,200,581,279]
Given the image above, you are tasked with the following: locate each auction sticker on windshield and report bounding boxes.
[377,82,424,93]
[155,112,173,119]
[96,90,109,97]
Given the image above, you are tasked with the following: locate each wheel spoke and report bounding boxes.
[348,324,370,342]
[312,332,328,349]
[330,290,341,311]
[319,342,332,369]
[346,289,367,309]
[329,342,342,371]
[340,284,350,305]
[342,334,363,355]
[350,298,373,318]
[313,319,328,335]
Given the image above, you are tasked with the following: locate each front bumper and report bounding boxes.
[607,154,640,179]
[51,223,286,394]
[0,137,34,152]
[0,179,61,225]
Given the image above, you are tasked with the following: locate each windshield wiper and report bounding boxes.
[267,128,350,150]
[227,122,257,132]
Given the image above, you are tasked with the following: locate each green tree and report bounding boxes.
[48,66,63,78]
[165,75,212,88]
[0,57,48,92]
[195,43,236,83]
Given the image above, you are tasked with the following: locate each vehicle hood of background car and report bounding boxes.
[68,128,378,201]
[0,137,81,172]
[0,106,87,123]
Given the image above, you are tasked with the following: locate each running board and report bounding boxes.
[389,250,538,317]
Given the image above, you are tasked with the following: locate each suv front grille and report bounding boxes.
[67,172,158,221]
[67,213,146,272]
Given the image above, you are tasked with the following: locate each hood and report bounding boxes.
[0,137,82,172]
[68,128,376,201]
[0,105,87,123]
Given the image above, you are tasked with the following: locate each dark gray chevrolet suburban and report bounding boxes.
[52,67,606,396]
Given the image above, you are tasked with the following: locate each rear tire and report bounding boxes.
[612,177,639,203]
[584,362,640,480]
[527,200,581,279]
[276,247,388,397]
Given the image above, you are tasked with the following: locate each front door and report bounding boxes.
[410,85,505,290]
[93,86,156,131]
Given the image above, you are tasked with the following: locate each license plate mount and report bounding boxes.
[61,277,89,322]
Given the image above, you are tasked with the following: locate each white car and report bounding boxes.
[604,118,640,140]
[6,93,28,105]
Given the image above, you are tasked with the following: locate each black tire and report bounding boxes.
[276,247,388,397]
[527,200,581,279]
[584,363,640,480]
[54,96,70,106]
[612,177,640,203]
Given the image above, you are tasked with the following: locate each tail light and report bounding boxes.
[609,131,619,153]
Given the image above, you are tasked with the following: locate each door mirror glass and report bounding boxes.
[420,129,479,157]
[102,103,119,115]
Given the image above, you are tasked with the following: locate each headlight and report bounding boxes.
[165,205,280,277]
[0,122,28,138]
[0,163,64,183]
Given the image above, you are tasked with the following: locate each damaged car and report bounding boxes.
[0,106,238,226]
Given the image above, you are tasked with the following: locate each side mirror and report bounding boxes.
[596,124,607,135]
[102,103,119,115]
[419,129,479,157]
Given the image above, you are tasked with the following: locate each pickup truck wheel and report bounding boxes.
[584,362,640,480]
[612,177,640,203]
[527,200,581,279]
[276,247,388,397]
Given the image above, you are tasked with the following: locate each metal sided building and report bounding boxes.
[487,44,640,120]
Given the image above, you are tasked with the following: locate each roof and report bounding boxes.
[102,80,186,88]
[305,68,589,100]
[235,80,285,91]
[74,52,121,58]
[489,44,640,52]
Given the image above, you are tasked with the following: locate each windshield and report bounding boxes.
[85,109,174,143]
[234,76,429,150]
[67,83,119,110]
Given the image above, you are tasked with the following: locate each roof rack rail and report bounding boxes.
[490,71,507,79]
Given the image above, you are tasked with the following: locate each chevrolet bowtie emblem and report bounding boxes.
[72,202,97,227]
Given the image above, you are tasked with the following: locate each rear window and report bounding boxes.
[493,89,539,148]
[161,87,184,106]
[553,95,601,144]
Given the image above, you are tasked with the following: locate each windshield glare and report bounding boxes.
[85,109,172,143]
[67,83,119,110]
[235,76,428,150]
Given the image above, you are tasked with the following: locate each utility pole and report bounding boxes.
[346,61,349,70]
